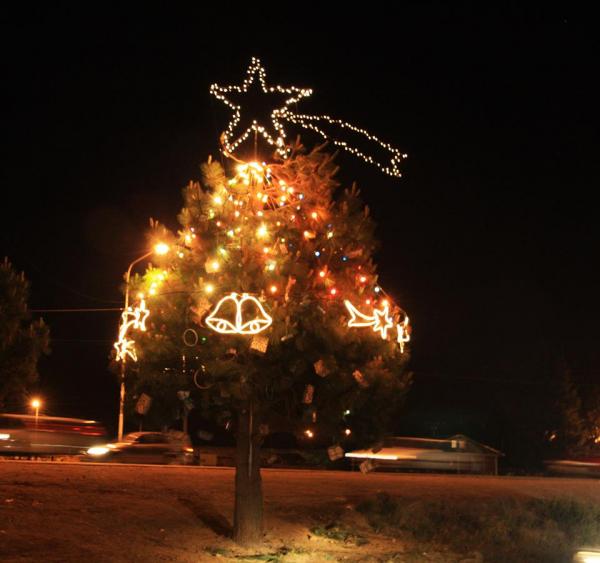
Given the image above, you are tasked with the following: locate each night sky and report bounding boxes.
[1,6,598,446]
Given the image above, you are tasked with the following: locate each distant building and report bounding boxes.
[346,434,503,475]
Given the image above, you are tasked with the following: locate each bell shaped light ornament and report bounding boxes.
[205,292,273,335]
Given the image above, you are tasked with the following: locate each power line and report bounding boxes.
[30,307,123,313]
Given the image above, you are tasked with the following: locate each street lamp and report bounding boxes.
[116,242,169,441]
[31,398,41,426]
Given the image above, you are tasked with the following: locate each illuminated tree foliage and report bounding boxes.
[0,258,49,409]
[130,143,412,543]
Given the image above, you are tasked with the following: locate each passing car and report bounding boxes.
[345,435,502,474]
[84,431,194,465]
[0,413,107,456]
[544,456,600,478]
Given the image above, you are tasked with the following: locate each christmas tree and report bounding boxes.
[119,59,412,545]
[0,257,49,409]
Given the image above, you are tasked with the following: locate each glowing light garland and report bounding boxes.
[114,298,150,362]
[397,316,411,353]
[210,57,311,158]
[282,111,406,178]
[205,292,273,335]
[210,58,406,178]
[344,299,394,340]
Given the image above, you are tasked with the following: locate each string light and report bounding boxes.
[205,259,220,273]
[167,148,411,352]
[205,293,273,335]
[210,57,312,157]
[283,110,406,177]
[256,223,268,238]
[210,57,406,177]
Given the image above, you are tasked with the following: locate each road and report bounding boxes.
[1,461,600,562]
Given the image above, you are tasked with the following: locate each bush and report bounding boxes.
[357,493,600,562]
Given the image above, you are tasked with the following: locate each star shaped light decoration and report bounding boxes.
[132,299,150,331]
[372,305,394,340]
[210,57,312,158]
[114,298,150,362]
[211,58,407,177]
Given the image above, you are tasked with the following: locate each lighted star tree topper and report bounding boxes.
[211,57,407,177]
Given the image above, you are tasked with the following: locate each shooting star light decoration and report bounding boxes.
[210,57,406,177]
[344,299,394,340]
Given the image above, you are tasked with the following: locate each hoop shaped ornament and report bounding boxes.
[205,292,272,335]
[182,328,199,347]
[193,367,213,390]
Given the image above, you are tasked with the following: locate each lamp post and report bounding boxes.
[31,398,41,426]
[117,243,169,441]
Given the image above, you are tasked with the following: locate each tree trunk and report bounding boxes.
[233,400,263,545]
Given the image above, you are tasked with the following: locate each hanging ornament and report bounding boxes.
[302,384,315,404]
[250,335,269,354]
[327,444,345,461]
[205,293,272,335]
[182,328,199,347]
[284,275,296,302]
[191,296,212,320]
[346,248,364,259]
[193,367,213,390]
[134,393,152,416]
[359,459,375,474]
[314,359,329,377]
[344,299,394,340]
[353,369,368,388]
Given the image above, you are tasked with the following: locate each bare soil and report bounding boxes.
[1,461,599,562]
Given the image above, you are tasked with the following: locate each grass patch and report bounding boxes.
[204,546,313,562]
[310,523,369,546]
[357,493,600,562]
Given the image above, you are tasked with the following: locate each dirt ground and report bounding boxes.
[1,461,599,562]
